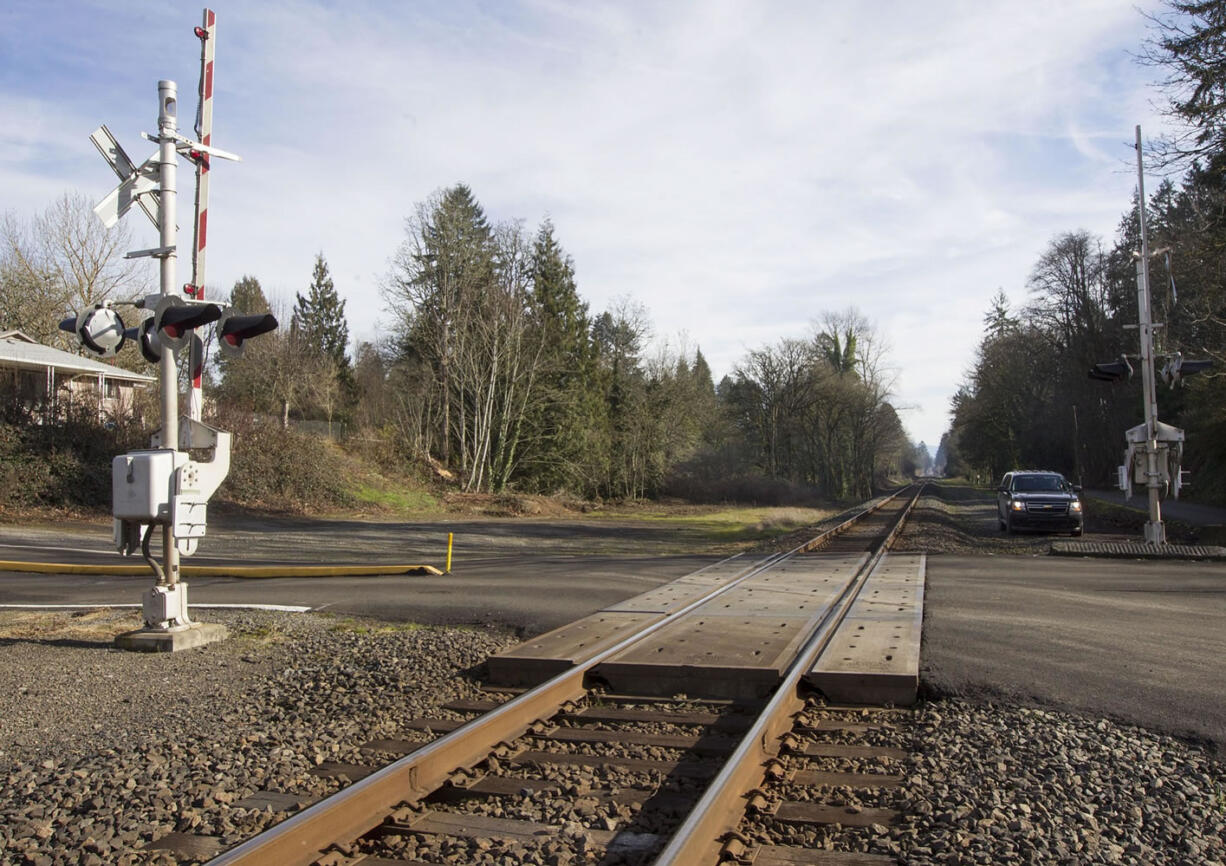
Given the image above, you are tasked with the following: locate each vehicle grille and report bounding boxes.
[1025,500,1069,515]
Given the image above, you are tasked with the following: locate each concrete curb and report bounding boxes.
[0,560,444,578]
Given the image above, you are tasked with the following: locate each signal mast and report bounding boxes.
[1089,126,1211,545]
[64,10,277,649]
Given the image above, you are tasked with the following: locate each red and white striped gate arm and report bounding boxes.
[188,7,216,421]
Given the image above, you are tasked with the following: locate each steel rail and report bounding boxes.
[206,550,777,866]
[788,485,910,556]
[205,491,914,866]
[652,483,924,865]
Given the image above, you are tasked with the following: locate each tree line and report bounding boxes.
[943,1,1226,501]
[2,180,921,503]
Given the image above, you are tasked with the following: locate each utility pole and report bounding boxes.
[1090,128,1209,542]
[1134,125,1165,545]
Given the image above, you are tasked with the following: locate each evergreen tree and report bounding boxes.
[229,275,270,314]
[1144,0,1226,169]
[692,349,715,395]
[386,184,495,466]
[216,275,273,410]
[292,253,350,370]
[983,289,1016,339]
[521,218,595,490]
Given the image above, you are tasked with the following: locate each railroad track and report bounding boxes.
[204,485,924,866]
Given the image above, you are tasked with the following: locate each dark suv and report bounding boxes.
[997,470,1084,536]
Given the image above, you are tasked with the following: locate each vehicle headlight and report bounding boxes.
[1011,500,1025,511]
[1070,500,1082,512]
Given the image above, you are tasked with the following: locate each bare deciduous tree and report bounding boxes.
[0,192,149,347]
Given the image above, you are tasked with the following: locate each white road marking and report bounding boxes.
[0,542,110,556]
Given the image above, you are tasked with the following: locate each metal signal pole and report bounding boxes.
[1134,125,1165,544]
[157,80,185,587]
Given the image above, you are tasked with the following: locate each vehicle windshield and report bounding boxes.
[1013,475,1066,492]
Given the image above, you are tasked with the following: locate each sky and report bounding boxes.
[0,0,1180,450]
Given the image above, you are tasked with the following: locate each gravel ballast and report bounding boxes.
[0,609,516,865]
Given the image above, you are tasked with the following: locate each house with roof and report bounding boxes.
[0,329,156,420]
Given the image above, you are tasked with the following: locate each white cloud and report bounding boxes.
[2,0,1175,448]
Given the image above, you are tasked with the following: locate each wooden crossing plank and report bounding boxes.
[487,555,793,689]
[486,611,665,686]
[603,555,775,613]
[807,553,925,706]
[595,554,868,699]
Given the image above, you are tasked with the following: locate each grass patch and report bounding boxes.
[0,608,142,642]
[352,483,439,513]
[327,617,426,635]
[608,505,836,542]
[233,622,290,646]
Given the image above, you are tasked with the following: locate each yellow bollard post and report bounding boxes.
[446,532,453,574]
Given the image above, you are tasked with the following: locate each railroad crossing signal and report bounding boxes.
[151,295,222,352]
[58,304,127,358]
[90,125,161,231]
[216,308,278,358]
[1091,352,1211,387]
[60,298,271,363]
[73,9,273,645]
[1088,355,1133,383]
[1159,352,1212,388]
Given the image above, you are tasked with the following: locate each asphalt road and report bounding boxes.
[0,557,719,636]
[0,516,721,635]
[922,554,1226,755]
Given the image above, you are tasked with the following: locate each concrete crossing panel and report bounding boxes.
[486,612,664,686]
[806,553,925,706]
[595,554,867,699]
[487,555,773,686]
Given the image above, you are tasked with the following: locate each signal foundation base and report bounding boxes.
[115,621,228,653]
